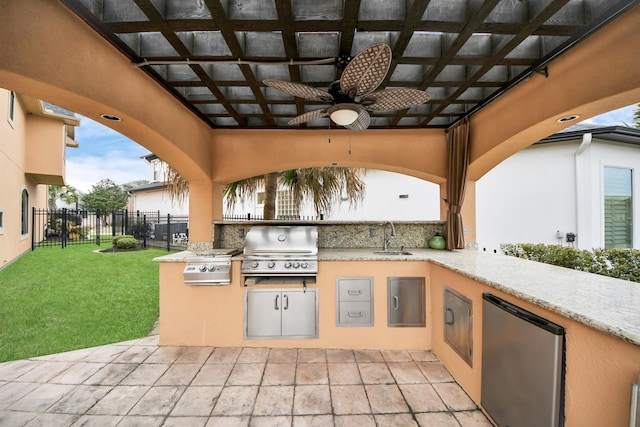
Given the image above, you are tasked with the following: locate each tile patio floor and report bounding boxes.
[0,336,493,426]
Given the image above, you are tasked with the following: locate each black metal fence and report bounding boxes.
[32,208,189,251]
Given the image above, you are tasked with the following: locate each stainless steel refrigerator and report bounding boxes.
[481,293,565,427]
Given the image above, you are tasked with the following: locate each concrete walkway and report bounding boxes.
[0,336,492,426]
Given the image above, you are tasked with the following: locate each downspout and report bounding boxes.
[575,133,592,249]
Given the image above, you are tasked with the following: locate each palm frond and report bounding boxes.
[223,176,263,213]
[163,165,189,206]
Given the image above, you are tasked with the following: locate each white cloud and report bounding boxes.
[66,115,151,193]
[579,104,637,127]
[66,152,149,193]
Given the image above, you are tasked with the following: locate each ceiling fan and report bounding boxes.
[263,43,432,131]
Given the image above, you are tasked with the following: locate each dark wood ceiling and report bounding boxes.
[61,0,638,129]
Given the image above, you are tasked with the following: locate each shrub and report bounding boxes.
[112,235,135,246]
[115,237,138,249]
[500,243,640,283]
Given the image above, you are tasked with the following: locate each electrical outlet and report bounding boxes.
[370,228,376,237]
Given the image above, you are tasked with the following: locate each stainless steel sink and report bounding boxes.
[373,251,413,255]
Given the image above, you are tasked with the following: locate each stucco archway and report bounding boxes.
[1,1,639,245]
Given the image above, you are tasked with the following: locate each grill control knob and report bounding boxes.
[268,261,276,268]
[293,262,300,268]
[284,261,292,268]
[251,262,259,268]
[208,264,216,272]
[301,262,308,269]
[199,265,207,272]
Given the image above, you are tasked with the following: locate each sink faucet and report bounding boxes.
[383,221,396,251]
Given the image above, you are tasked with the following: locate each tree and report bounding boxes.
[163,161,367,220]
[80,179,129,213]
[47,185,80,210]
[225,167,366,219]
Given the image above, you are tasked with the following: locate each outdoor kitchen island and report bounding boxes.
[155,222,640,427]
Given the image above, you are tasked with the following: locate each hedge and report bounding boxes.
[500,243,640,283]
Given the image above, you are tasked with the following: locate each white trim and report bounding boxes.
[7,90,16,128]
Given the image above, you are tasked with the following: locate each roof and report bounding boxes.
[537,124,640,146]
[61,0,639,130]
[128,181,166,193]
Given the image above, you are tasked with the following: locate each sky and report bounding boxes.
[66,104,638,194]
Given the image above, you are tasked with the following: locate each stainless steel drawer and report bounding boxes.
[337,277,372,301]
[338,302,373,325]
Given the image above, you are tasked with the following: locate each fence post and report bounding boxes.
[62,208,67,249]
[96,209,101,246]
[31,207,36,251]
[111,211,116,237]
[124,209,129,236]
[166,213,171,251]
[143,214,147,248]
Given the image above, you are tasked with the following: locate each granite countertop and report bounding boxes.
[428,250,640,347]
[155,247,640,346]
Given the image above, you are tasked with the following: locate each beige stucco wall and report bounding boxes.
[429,263,640,427]
[24,115,65,184]
[0,90,47,267]
[159,260,430,350]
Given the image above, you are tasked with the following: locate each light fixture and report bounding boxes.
[101,113,121,122]
[557,114,580,123]
[328,104,360,126]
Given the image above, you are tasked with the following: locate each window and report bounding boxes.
[255,190,300,219]
[152,161,161,182]
[277,190,300,219]
[21,189,29,235]
[0,209,4,234]
[604,167,632,248]
[8,90,16,126]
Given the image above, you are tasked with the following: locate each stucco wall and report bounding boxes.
[0,89,47,267]
[429,263,640,427]
[159,260,431,349]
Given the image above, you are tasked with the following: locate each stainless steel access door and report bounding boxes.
[481,293,565,427]
[387,277,425,327]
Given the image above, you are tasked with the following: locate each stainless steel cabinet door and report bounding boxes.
[281,290,317,337]
[246,290,282,337]
[387,277,425,327]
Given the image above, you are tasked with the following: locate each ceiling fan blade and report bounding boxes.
[340,43,392,98]
[288,109,328,125]
[264,80,334,102]
[344,109,370,131]
[362,89,432,111]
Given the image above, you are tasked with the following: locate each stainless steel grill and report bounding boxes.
[241,226,318,285]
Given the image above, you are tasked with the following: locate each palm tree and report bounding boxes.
[163,162,366,220]
[633,103,640,128]
[225,168,366,219]
[48,185,79,210]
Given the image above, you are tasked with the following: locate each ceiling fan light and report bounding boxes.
[329,105,359,126]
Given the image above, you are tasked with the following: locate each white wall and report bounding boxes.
[223,170,442,221]
[476,137,640,253]
[324,170,441,221]
[130,188,189,216]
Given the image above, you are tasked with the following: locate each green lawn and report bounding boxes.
[0,244,170,362]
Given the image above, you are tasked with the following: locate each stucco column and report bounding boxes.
[187,180,221,248]
[462,180,477,248]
